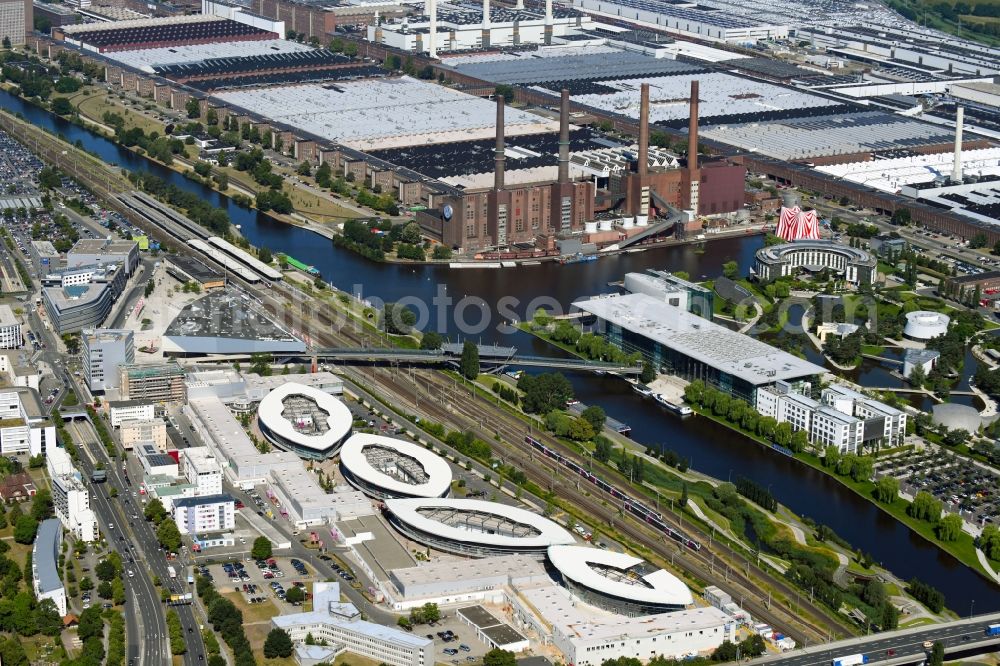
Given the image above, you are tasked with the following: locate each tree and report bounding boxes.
[518,372,574,414]
[680,483,688,508]
[30,489,53,521]
[640,361,656,384]
[420,331,444,350]
[98,580,113,600]
[929,641,945,666]
[381,302,416,335]
[285,586,305,605]
[157,519,182,552]
[580,405,606,433]
[722,260,739,280]
[258,247,273,264]
[51,97,73,116]
[251,536,272,560]
[483,649,517,666]
[907,362,926,387]
[874,476,899,504]
[144,497,168,524]
[2,37,11,50]
[264,627,294,658]
[401,222,422,244]
[297,161,312,176]
[95,559,117,582]
[12,516,37,544]
[739,634,766,658]
[397,615,412,630]
[432,245,452,260]
[460,341,479,380]
[185,97,201,119]
[112,577,126,605]
[936,513,963,542]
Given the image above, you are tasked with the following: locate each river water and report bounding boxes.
[5,89,996,611]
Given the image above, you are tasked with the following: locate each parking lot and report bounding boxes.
[201,555,320,612]
[414,613,491,665]
[875,450,999,525]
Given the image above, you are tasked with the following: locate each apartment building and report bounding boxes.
[32,519,65,616]
[119,418,168,451]
[108,400,156,427]
[172,494,235,534]
[181,447,223,496]
[0,305,22,349]
[0,390,55,457]
[47,447,98,542]
[82,329,135,392]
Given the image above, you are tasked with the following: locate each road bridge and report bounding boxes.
[751,613,1000,666]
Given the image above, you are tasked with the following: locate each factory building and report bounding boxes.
[367,1,593,55]
[0,0,31,47]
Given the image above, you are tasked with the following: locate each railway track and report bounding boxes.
[351,365,849,646]
[124,202,855,645]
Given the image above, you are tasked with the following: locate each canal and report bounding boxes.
[4,88,997,612]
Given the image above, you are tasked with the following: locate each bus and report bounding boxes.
[167,566,177,580]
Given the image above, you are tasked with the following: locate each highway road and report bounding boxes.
[755,615,1000,666]
[68,420,168,666]
[73,414,209,665]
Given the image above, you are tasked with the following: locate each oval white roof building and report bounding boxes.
[257,383,353,460]
[384,498,575,557]
[339,434,453,499]
[547,545,693,615]
[903,311,950,340]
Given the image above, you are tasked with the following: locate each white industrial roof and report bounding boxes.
[257,383,353,452]
[547,545,693,607]
[385,498,575,549]
[816,148,1000,193]
[533,71,835,124]
[105,39,310,72]
[339,433,453,498]
[214,77,558,150]
[574,293,826,385]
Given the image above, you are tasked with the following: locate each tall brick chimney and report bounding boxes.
[558,88,570,185]
[494,95,505,191]
[688,79,699,172]
[638,82,649,177]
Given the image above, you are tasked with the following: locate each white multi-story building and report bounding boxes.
[47,447,98,542]
[119,418,167,452]
[172,493,235,534]
[0,390,56,457]
[756,381,906,453]
[82,329,134,393]
[273,582,433,666]
[0,304,22,349]
[821,385,908,447]
[108,400,155,427]
[181,447,223,497]
[810,406,864,453]
[32,519,66,616]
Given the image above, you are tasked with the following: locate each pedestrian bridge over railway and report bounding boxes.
[310,343,643,375]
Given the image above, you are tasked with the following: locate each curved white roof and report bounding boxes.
[339,434,453,498]
[904,311,950,340]
[547,545,693,607]
[385,498,575,549]
[257,383,353,452]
